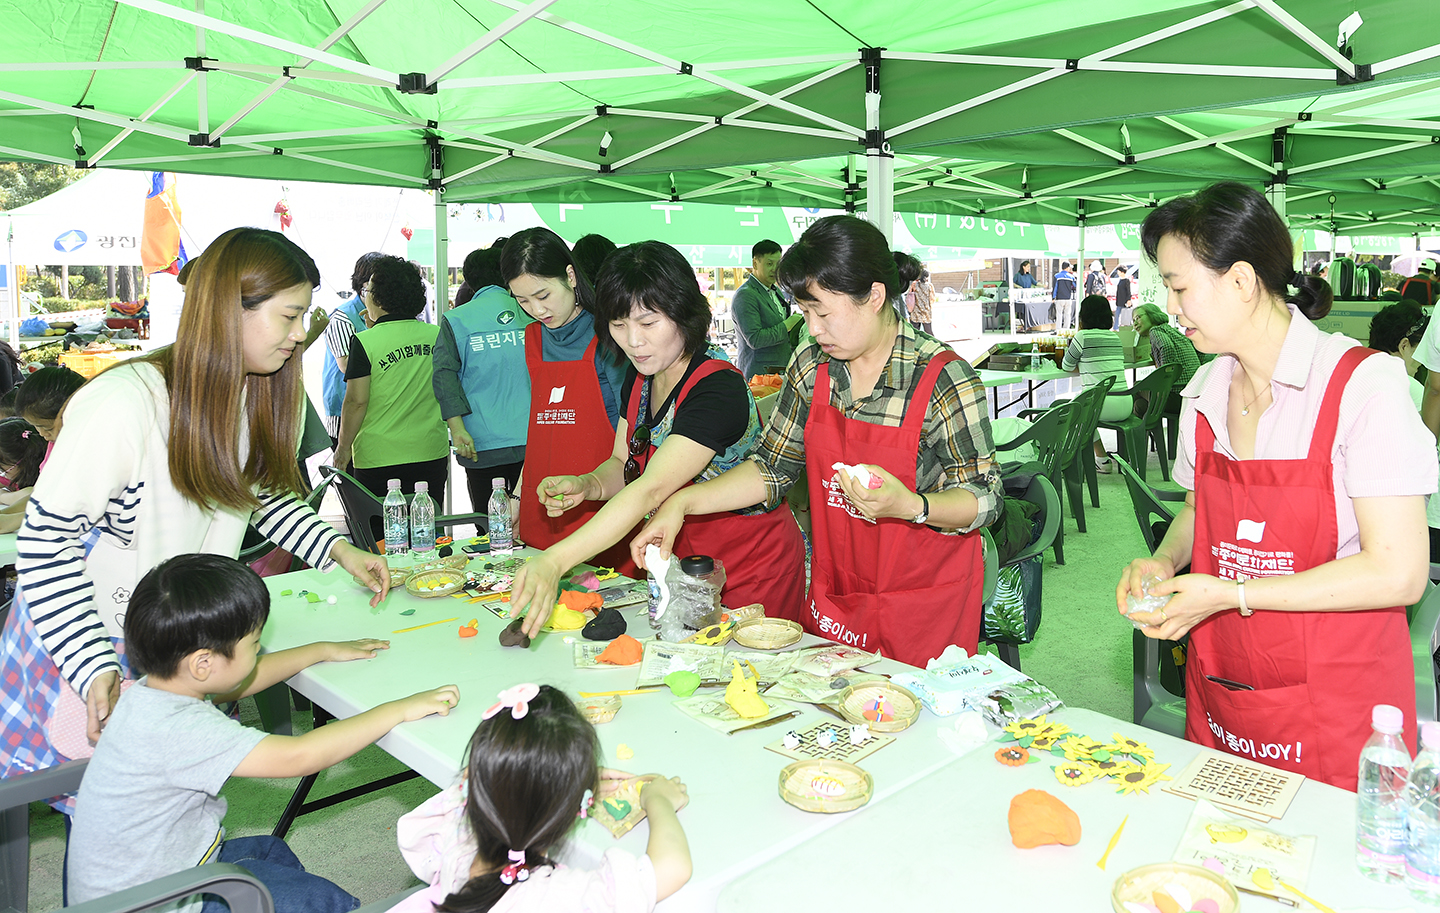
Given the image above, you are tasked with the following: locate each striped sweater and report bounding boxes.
[17,362,342,699]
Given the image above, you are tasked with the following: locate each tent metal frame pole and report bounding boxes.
[440,52,852,88]
[1290,140,1434,175]
[227,123,422,144]
[206,0,392,141]
[195,0,210,137]
[112,0,398,83]
[0,88,191,143]
[0,61,178,72]
[1249,0,1357,77]
[1373,42,1440,76]
[1133,121,1292,163]
[1054,129,1124,161]
[424,0,557,86]
[1154,115,1275,174]
[87,73,197,167]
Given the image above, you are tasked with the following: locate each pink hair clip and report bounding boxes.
[499,849,531,885]
[20,430,29,439]
[577,788,593,819]
[482,683,540,721]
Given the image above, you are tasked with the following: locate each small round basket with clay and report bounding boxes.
[837,680,920,732]
[732,617,802,650]
[778,759,872,813]
[576,695,621,725]
[404,568,467,598]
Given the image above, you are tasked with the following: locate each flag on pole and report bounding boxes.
[141,172,187,275]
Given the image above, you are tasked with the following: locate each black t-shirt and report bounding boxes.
[344,314,409,380]
[620,354,749,455]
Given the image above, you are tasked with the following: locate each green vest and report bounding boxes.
[352,319,449,468]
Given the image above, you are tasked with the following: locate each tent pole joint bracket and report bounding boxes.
[398,73,437,94]
[678,62,693,75]
[188,133,219,147]
[1335,62,1372,86]
[1065,59,1079,71]
[184,57,217,72]
[598,163,612,173]
[595,105,608,117]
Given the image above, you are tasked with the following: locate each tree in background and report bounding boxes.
[0,163,87,211]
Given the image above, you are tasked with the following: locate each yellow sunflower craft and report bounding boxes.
[1053,761,1095,787]
[1103,733,1156,764]
[1086,756,1141,779]
[1002,715,1071,749]
[1059,735,1107,761]
[1113,762,1172,795]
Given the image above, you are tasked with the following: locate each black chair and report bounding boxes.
[319,466,487,555]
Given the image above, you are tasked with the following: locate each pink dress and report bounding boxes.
[393,782,658,913]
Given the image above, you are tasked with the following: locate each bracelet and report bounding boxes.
[1236,578,1253,617]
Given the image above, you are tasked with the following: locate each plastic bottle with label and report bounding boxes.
[655,554,727,642]
[409,481,436,560]
[1358,703,1412,882]
[487,477,514,557]
[382,479,408,557]
[1405,720,1440,902]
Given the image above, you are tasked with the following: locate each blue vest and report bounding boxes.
[442,286,533,451]
[322,295,367,419]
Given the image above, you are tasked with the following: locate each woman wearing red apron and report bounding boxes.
[508,242,805,634]
[632,217,1004,668]
[500,229,636,582]
[1118,183,1435,790]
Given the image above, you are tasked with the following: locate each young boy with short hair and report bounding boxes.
[68,553,461,913]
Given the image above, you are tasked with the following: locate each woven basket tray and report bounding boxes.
[404,568,467,598]
[837,681,921,732]
[577,695,622,724]
[778,759,873,813]
[732,617,802,650]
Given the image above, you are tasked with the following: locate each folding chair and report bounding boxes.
[980,473,1060,671]
[995,404,1070,564]
[0,760,87,913]
[60,865,272,913]
[1099,363,1180,483]
[1023,375,1115,535]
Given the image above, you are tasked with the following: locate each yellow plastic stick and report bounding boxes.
[392,617,459,634]
[577,687,664,697]
[1096,815,1127,870]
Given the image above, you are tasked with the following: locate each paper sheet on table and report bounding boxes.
[763,670,890,704]
[634,640,727,686]
[721,650,797,681]
[1172,799,1316,902]
[671,692,798,734]
[788,644,879,677]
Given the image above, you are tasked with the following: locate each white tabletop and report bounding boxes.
[718,707,1417,912]
[259,554,966,913]
[0,532,17,567]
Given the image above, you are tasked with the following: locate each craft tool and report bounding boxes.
[392,617,459,634]
[578,687,666,698]
[1095,815,1127,870]
[1252,869,1334,913]
[1234,883,1297,906]
[465,591,508,604]
[727,710,800,735]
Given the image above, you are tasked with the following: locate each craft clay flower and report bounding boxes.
[1059,735,1106,761]
[995,746,1030,767]
[1053,761,1095,786]
[1113,762,1173,795]
[1104,733,1156,763]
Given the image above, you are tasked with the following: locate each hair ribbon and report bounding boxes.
[482,683,540,721]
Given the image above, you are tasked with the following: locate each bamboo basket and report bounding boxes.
[404,568,467,598]
[778,759,872,813]
[577,695,622,724]
[725,603,764,623]
[837,681,921,732]
[732,617,802,650]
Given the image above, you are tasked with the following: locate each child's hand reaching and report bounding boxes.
[397,685,460,721]
[323,639,391,662]
[596,767,632,799]
[640,775,689,814]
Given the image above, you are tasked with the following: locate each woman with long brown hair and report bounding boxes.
[0,228,389,810]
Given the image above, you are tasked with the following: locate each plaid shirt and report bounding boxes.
[1148,323,1202,389]
[748,320,1002,533]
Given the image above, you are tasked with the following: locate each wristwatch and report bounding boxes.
[911,492,930,525]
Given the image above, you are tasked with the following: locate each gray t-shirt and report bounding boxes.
[69,679,268,909]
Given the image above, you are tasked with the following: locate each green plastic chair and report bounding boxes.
[980,473,1061,670]
[1039,375,1116,533]
[1100,363,1181,483]
[995,403,1072,564]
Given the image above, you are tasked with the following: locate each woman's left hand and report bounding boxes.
[1130,572,1234,640]
[510,551,564,638]
[331,541,390,607]
[331,445,351,471]
[832,464,919,522]
[536,475,589,517]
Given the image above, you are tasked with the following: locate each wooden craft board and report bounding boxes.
[763,718,895,765]
[1162,751,1304,822]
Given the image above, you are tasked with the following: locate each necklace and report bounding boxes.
[1239,375,1270,416]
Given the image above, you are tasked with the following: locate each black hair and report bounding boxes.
[893,251,922,288]
[490,236,509,250]
[592,241,711,361]
[1368,300,1427,355]
[435,685,599,913]
[350,251,386,296]
[15,365,85,421]
[499,228,596,314]
[1078,294,1113,330]
[1141,181,1332,320]
[462,247,505,292]
[1061,262,1071,271]
[0,417,47,490]
[1017,260,1031,272]
[124,553,271,679]
[368,256,427,320]
[751,239,782,260]
[0,387,18,418]
[454,284,475,307]
[777,216,900,322]
[571,234,618,287]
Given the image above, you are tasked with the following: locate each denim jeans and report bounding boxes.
[199,836,359,913]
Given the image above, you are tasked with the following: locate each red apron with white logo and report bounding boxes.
[521,323,639,578]
[803,353,983,667]
[1187,346,1415,790]
[625,359,806,617]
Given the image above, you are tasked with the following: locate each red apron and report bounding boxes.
[803,353,984,667]
[1186,346,1416,790]
[625,359,806,616]
[521,323,639,579]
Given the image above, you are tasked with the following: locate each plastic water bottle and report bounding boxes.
[410,482,436,559]
[382,479,408,557]
[1029,345,1044,371]
[1406,721,1440,902]
[1358,703,1412,882]
[487,477,513,557]
[656,555,726,642]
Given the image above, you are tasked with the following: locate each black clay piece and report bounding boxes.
[582,607,627,641]
[438,545,453,557]
[498,616,531,648]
